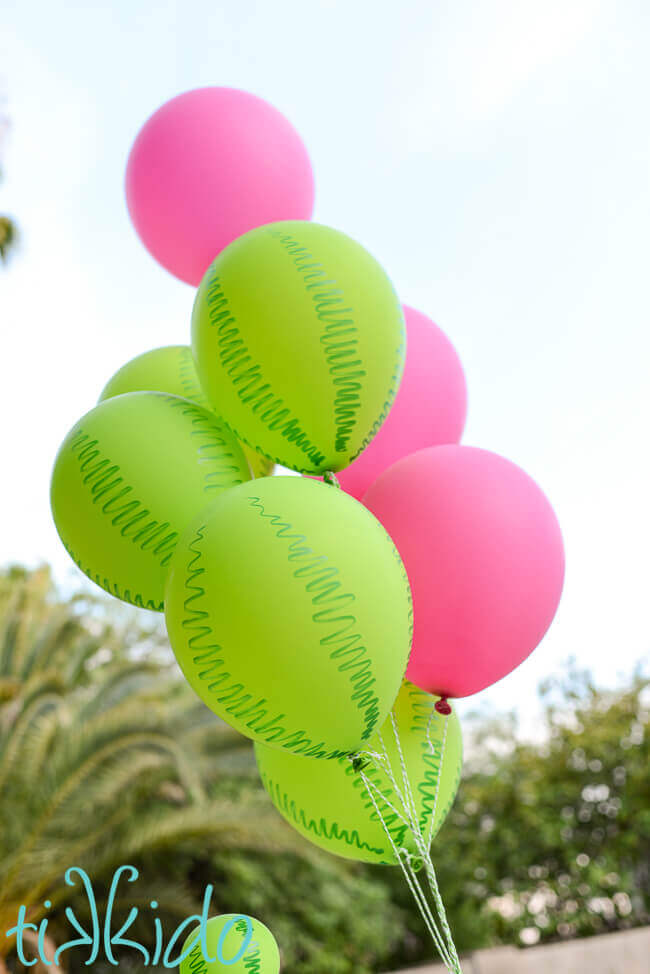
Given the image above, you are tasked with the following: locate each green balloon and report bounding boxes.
[179,914,280,974]
[164,476,412,758]
[255,681,462,865]
[99,344,274,479]
[191,221,406,475]
[51,391,250,611]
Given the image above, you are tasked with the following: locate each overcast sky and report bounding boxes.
[2,0,649,721]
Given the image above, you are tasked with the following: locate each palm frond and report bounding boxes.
[0,566,301,961]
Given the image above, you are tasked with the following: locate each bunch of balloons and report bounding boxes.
[50,87,564,973]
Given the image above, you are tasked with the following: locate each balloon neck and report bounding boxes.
[323,470,340,488]
[435,697,452,716]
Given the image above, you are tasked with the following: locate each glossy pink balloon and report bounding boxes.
[338,305,467,499]
[126,87,315,285]
[363,446,565,698]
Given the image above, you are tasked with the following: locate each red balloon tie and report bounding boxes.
[435,697,452,716]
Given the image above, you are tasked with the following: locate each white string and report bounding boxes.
[421,853,462,972]
[403,853,455,969]
[357,766,454,968]
[360,762,412,831]
[420,708,461,971]
[364,741,412,821]
[387,710,462,973]
[388,712,421,830]
[375,731,410,813]
[352,701,463,974]
[357,761,454,969]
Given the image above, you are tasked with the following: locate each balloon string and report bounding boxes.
[393,708,462,973]
[421,852,462,973]
[389,710,421,827]
[389,708,462,973]
[404,854,458,971]
[352,706,463,973]
[357,766,455,969]
[357,753,412,830]
[375,732,416,827]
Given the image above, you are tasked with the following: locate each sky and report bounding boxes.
[1,0,649,724]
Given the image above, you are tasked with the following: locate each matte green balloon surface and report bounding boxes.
[50,391,250,611]
[99,344,274,479]
[191,221,406,474]
[255,681,462,865]
[164,476,413,757]
[180,914,280,974]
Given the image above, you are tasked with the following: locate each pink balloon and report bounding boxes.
[337,305,467,499]
[363,446,565,698]
[125,87,315,285]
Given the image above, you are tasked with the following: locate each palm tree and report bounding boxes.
[0,95,17,263]
[0,214,16,262]
[0,567,296,971]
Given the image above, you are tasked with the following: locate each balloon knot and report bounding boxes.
[399,849,424,873]
[435,697,452,716]
[323,470,340,488]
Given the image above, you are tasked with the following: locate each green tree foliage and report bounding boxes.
[0,99,17,263]
[0,146,16,263]
[0,568,297,967]
[0,215,16,262]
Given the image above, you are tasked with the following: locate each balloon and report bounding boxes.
[180,914,280,974]
[191,221,406,475]
[50,392,250,611]
[99,345,274,479]
[363,446,565,698]
[255,681,462,865]
[336,305,467,499]
[164,476,412,758]
[126,87,314,286]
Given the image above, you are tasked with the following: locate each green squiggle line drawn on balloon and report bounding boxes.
[267,227,365,455]
[186,943,207,974]
[204,271,326,472]
[65,395,245,586]
[176,346,210,407]
[247,495,382,742]
[234,918,261,973]
[259,770,388,858]
[265,226,407,465]
[162,395,249,493]
[61,538,163,611]
[179,526,351,760]
[407,686,459,838]
[68,427,179,567]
